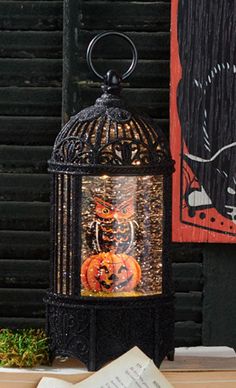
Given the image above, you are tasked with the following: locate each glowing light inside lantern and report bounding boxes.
[80,175,163,297]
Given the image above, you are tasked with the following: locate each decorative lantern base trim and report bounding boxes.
[45,292,175,371]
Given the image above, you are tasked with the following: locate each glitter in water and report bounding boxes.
[80,175,163,297]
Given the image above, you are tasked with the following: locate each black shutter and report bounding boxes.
[0,0,63,328]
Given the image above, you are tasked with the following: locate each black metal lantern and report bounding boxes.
[46,32,175,371]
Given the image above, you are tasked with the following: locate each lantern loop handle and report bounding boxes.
[86,31,138,81]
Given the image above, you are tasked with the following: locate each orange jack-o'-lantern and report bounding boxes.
[81,252,141,293]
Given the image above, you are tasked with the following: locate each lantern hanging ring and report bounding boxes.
[86,31,138,81]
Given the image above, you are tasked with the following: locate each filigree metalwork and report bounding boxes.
[53,137,93,165]
[45,293,174,371]
[75,101,132,123]
[50,92,173,171]
[46,296,90,362]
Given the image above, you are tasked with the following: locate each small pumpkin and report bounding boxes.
[81,252,141,293]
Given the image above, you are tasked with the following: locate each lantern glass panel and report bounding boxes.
[81,175,164,297]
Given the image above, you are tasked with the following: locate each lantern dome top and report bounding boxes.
[50,90,174,175]
[50,31,174,175]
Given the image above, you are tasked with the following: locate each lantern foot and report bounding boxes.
[167,349,175,361]
[45,292,175,371]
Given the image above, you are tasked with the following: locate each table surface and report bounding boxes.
[0,354,236,388]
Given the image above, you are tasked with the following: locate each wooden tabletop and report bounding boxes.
[1,369,236,388]
[0,354,236,388]
[164,370,236,387]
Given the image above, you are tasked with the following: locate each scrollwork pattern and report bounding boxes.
[53,137,93,165]
[52,134,169,167]
[50,91,173,170]
[107,107,132,122]
[47,302,90,361]
[46,294,175,370]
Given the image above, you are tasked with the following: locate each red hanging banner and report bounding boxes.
[170,0,236,242]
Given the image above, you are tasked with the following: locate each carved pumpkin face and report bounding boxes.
[81,252,141,293]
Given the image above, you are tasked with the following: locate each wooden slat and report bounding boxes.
[0,231,49,260]
[175,321,202,347]
[0,116,60,146]
[0,174,50,202]
[0,289,45,317]
[0,1,63,31]
[75,59,169,88]
[79,2,170,32]
[79,86,169,104]
[0,59,62,87]
[171,244,203,263]
[77,31,170,60]
[0,31,62,58]
[0,145,51,173]
[0,260,49,288]
[0,88,61,116]
[175,292,202,322]
[173,263,203,292]
[0,317,45,329]
[0,202,49,231]
[72,86,169,119]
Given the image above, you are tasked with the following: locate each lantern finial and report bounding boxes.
[101,69,122,95]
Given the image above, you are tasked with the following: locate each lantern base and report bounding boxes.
[45,292,175,371]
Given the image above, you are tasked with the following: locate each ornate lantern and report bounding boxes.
[46,32,175,371]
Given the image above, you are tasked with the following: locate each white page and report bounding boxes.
[38,377,73,388]
[37,347,173,388]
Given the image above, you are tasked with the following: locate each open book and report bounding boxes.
[37,347,173,388]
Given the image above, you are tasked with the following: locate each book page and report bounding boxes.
[38,347,173,388]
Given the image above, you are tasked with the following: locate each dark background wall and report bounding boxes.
[1,0,234,350]
[0,0,63,328]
